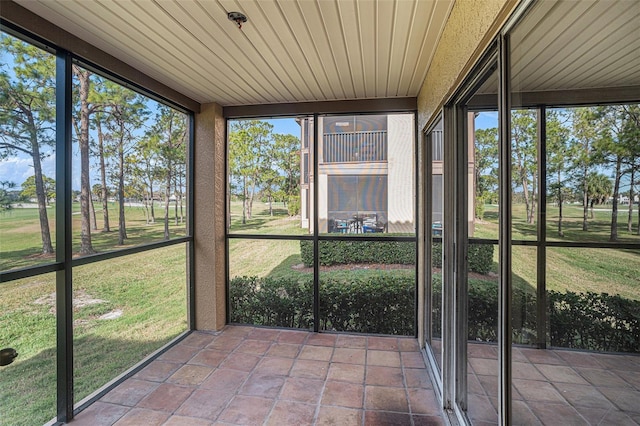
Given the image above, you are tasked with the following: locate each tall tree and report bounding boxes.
[585,172,612,220]
[93,111,111,232]
[273,133,301,212]
[511,110,538,224]
[131,135,161,224]
[72,66,104,254]
[152,106,186,239]
[593,106,637,241]
[570,107,599,232]
[102,83,148,245]
[546,111,571,237]
[0,35,55,254]
[622,105,640,234]
[228,120,273,223]
[474,127,499,220]
[173,148,187,225]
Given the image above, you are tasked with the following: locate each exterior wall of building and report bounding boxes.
[305,114,413,233]
[317,173,328,232]
[415,0,518,345]
[300,118,312,231]
[387,114,415,233]
[417,0,518,131]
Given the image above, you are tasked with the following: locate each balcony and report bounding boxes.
[322,131,387,164]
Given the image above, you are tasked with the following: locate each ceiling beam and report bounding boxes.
[468,85,640,109]
[224,97,417,118]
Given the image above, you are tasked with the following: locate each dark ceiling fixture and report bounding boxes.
[228,12,248,30]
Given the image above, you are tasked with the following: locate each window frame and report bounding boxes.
[0,23,195,423]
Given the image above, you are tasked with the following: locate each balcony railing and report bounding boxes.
[322,130,387,163]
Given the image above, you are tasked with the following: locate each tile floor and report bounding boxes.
[71,326,445,425]
[465,343,640,425]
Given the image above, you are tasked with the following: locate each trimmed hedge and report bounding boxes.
[301,241,493,275]
[230,274,640,352]
[228,277,313,329]
[300,240,415,267]
[430,243,494,275]
[548,291,640,352]
[432,277,640,352]
[229,275,415,335]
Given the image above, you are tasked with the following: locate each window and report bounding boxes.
[427,1,640,424]
[0,29,192,424]
[227,112,416,335]
[327,175,388,233]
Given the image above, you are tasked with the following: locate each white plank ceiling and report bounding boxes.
[511,0,640,92]
[477,0,640,96]
[13,0,453,107]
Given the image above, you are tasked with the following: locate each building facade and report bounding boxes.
[299,114,415,234]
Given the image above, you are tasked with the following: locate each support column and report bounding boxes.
[193,103,226,330]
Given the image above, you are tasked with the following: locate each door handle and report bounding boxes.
[0,348,18,366]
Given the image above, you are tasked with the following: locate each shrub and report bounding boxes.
[429,277,639,353]
[287,195,300,216]
[300,239,415,267]
[229,275,415,335]
[228,276,313,328]
[549,291,640,352]
[230,276,640,353]
[430,242,493,274]
[468,244,494,274]
[301,241,492,273]
[431,242,442,268]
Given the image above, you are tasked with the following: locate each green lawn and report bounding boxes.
[228,200,414,282]
[1,201,187,271]
[2,200,639,423]
[0,203,188,425]
[476,203,640,300]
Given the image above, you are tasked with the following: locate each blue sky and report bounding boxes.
[0,117,302,190]
[267,117,300,136]
[1,114,493,189]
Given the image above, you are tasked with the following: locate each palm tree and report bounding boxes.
[586,172,613,220]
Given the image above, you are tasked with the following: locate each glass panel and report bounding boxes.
[512,246,539,424]
[465,64,499,423]
[318,240,415,335]
[472,112,499,240]
[228,239,311,329]
[547,106,640,243]
[71,66,188,256]
[227,118,306,236]
[0,273,57,424]
[0,32,57,271]
[547,247,639,352]
[429,118,444,372]
[512,246,537,346]
[317,113,415,235]
[73,245,187,403]
[509,1,640,422]
[466,243,499,425]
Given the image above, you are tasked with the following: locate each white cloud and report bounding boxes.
[0,155,56,188]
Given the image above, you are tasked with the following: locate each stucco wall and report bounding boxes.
[417,0,518,131]
[387,114,415,232]
[194,102,226,331]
